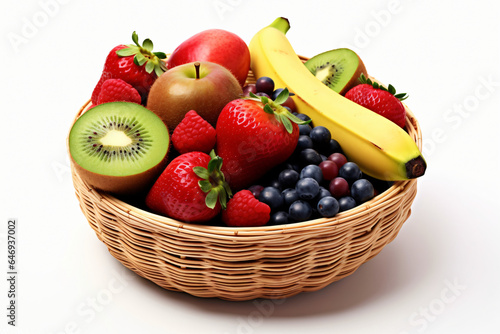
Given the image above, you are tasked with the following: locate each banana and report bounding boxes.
[248,17,426,181]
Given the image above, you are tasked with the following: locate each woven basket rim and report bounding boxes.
[68,93,421,239]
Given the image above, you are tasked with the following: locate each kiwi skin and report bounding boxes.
[69,102,170,196]
[341,56,367,95]
[71,154,168,196]
[305,48,368,95]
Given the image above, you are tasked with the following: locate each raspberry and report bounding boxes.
[222,190,271,227]
[171,110,216,154]
[96,78,141,105]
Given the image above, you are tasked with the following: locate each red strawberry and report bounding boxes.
[171,110,216,154]
[222,190,270,227]
[95,79,141,105]
[216,89,307,190]
[145,150,232,223]
[344,74,408,128]
[91,31,167,105]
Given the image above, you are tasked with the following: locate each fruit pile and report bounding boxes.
[69,18,426,228]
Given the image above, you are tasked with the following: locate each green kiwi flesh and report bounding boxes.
[305,48,367,95]
[69,102,170,195]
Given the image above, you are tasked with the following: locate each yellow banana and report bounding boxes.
[249,17,426,181]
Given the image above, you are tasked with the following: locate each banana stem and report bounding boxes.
[269,17,290,34]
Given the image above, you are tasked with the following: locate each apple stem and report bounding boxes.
[194,62,200,79]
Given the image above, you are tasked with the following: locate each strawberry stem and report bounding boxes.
[246,89,310,134]
[193,150,232,209]
[115,31,167,77]
[358,73,408,101]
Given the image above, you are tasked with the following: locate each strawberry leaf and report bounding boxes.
[358,74,409,101]
[209,149,217,159]
[131,31,139,46]
[193,166,209,179]
[205,189,218,209]
[142,38,154,52]
[263,104,274,114]
[116,48,137,57]
[135,53,147,66]
[198,180,212,193]
[223,182,233,199]
[154,51,167,59]
[395,93,409,101]
[273,87,289,105]
[281,114,293,134]
[207,156,222,173]
[154,65,164,77]
[287,112,311,125]
[219,189,228,210]
[145,61,155,74]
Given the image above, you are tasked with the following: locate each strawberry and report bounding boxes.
[91,31,167,105]
[145,150,232,223]
[95,79,141,105]
[222,190,270,227]
[216,89,307,191]
[344,74,408,128]
[171,110,216,154]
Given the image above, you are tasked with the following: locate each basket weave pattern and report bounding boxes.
[70,69,421,301]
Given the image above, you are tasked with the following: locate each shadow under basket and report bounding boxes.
[70,67,422,301]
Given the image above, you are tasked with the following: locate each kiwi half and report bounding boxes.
[304,48,367,95]
[69,102,170,195]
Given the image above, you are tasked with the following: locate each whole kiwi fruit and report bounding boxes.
[69,102,170,195]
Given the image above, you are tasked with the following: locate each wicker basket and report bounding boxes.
[69,62,421,301]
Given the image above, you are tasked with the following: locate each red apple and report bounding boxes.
[146,61,243,131]
[166,29,251,87]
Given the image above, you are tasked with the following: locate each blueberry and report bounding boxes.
[351,179,375,204]
[300,164,323,183]
[255,76,275,95]
[299,148,322,166]
[338,162,362,184]
[282,188,300,207]
[313,187,332,203]
[299,124,312,136]
[269,211,289,225]
[295,177,320,200]
[309,126,331,148]
[294,113,311,123]
[278,161,301,173]
[278,169,299,189]
[259,187,284,211]
[296,135,314,152]
[338,196,357,212]
[317,196,340,218]
[268,178,282,191]
[311,187,332,210]
[288,200,313,221]
[319,139,342,156]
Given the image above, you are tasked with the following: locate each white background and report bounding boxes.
[1,0,500,333]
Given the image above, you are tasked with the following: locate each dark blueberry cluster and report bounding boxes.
[246,112,393,225]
